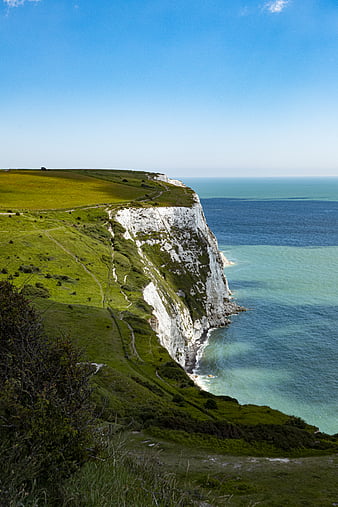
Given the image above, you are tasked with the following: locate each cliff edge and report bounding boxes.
[2,168,334,462]
[114,177,239,371]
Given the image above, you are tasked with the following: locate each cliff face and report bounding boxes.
[114,191,238,371]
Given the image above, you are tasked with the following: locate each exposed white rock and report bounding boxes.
[152,173,185,187]
[77,362,106,374]
[114,197,238,371]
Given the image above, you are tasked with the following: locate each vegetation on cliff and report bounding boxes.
[1,168,337,505]
[0,282,93,504]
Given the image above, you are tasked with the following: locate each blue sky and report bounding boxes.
[1,0,338,177]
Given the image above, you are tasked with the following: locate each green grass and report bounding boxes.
[1,176,336,455]
[0,208,117,307]
[0,170,149,209]
[60,431,193,507]
[59,430,338,507]
[2,168,338,505]
[120,432,338,506]
[0,169,195,210]
[75,169,196,207]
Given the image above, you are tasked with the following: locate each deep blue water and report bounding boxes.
[201,198,338,247]
[182,178,338,434]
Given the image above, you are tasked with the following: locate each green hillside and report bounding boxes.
[1,168,337,506]
[0,168,194,209]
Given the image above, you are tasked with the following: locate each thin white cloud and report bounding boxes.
[239,6,250,17]
[265,0,290,13]
[3,0,41,7]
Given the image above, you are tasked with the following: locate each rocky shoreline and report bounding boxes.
[184,300,243,374]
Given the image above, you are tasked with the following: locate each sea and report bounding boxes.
[181,178,338,435]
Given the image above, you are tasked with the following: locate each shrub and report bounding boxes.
[19,264,40,273]
[204,398,218,410]
[0,282,93,503]
[218,394,239,403]
[172,394,185,405]
[158,362,194,387]
[131,376,163,396]
[21,283,50,299]
[285,416,307,429]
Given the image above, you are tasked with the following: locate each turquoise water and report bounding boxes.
[185,177,338,202]
[182,178,338,434]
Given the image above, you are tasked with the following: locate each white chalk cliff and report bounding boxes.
[114,181,238,371]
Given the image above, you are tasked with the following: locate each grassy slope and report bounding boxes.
[1,169,337,505]
[121,432,338,506]
[0,169,195,209]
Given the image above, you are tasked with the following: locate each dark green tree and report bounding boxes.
[0,282,93,503]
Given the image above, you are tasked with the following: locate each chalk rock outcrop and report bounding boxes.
[114,191,238,371]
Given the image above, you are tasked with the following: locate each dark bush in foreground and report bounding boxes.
[0,282,93,503]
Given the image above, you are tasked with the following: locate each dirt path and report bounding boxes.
[125,320,143,362]
[44,230,105,307]
[106,209,132,309]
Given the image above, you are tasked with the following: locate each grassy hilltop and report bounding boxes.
[1,169,338,506]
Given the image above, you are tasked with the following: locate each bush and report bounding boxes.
[204,398,218,410]
[285,416,307,429]
[19,264,40,273]
[0,282,93,503]
[21,283,50,299]
[172,394,185,405]
[158,362,194,387]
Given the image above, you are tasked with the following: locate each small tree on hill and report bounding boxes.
[0,281,93,503]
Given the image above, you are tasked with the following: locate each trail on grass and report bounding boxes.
[125,321,143,362]
[106,208,132,310]
[44,230,105,307]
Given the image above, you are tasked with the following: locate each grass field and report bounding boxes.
[1,169,338,506]
[0,170,148,209]
[59,429,338,506]
[0,169,195,209]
